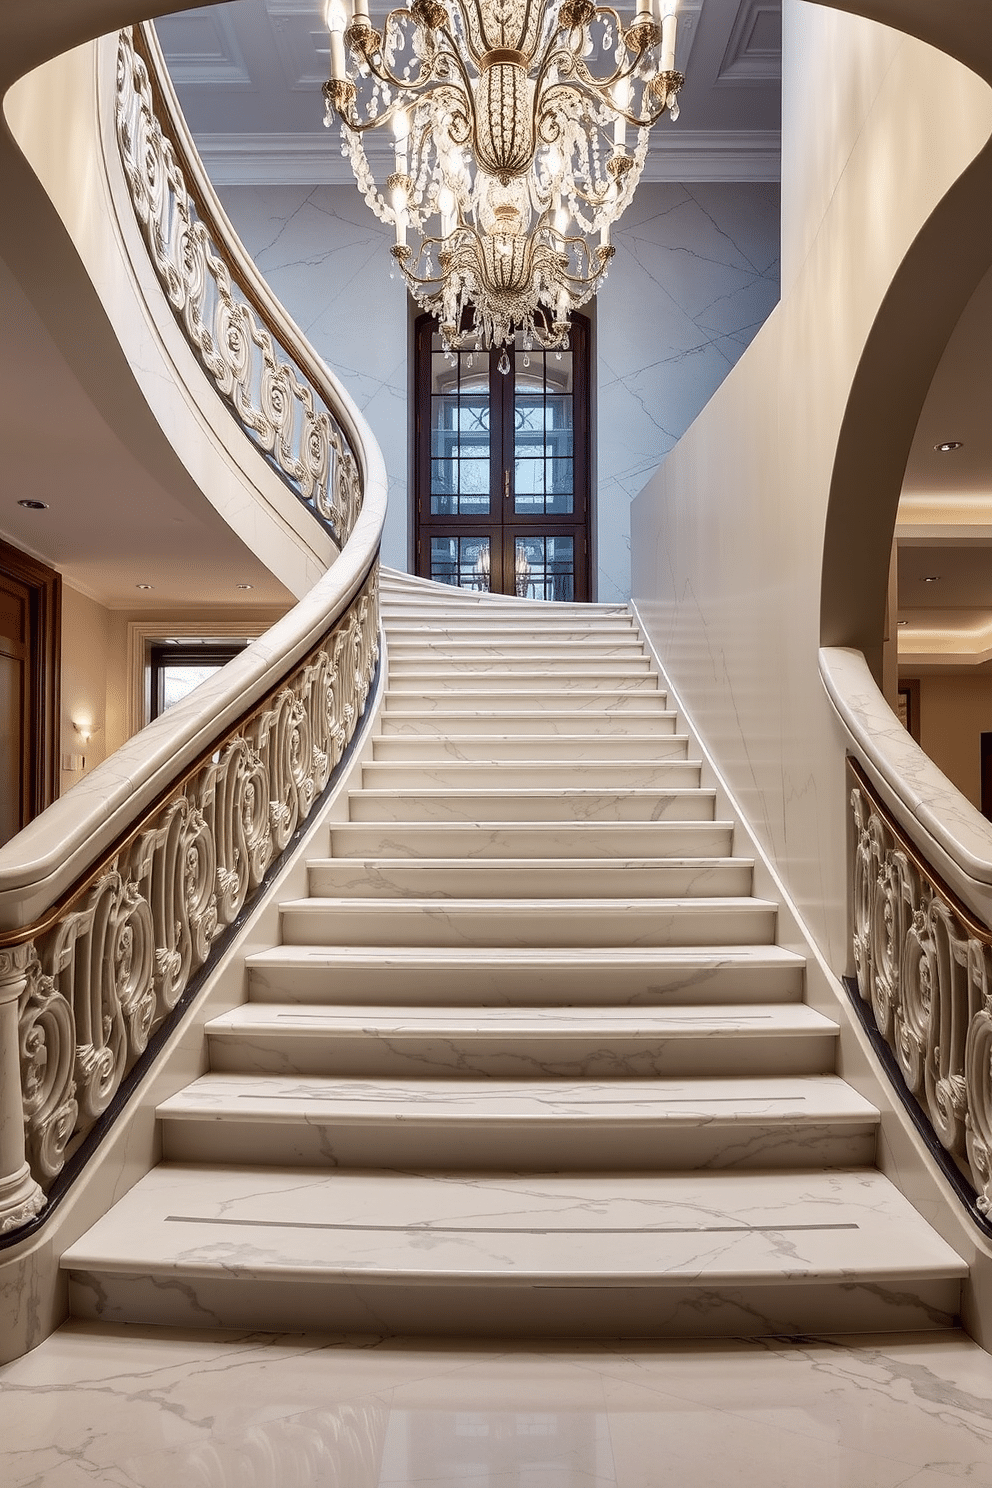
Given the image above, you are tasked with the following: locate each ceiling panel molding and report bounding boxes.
[152,12,254,89]
[716,0,782,86]
[265,5,334,91]
[195,129,782,186]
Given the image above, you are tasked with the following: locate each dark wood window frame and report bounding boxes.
[0,538,61,844]
[148,641,246,721]
[413,313,592,600]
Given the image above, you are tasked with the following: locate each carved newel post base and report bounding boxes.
[0,947,45,1233]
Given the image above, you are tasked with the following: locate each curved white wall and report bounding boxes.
[631,0,992,967]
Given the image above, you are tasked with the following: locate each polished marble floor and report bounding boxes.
[2,1323,992,1486]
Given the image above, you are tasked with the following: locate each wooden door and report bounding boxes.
[0,541,61,846]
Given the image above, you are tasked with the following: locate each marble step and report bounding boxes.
[386,657,651,681]
[381,599,628,619]
[205,1004,837,1080]
[245,944,806,1007]
[386,671,661,694]
[360,760,702,790]
[278,897,777,948]
[307,856,753,899]
[385,692,670,717]
[385,622,642,644]
[371,733,691,761]
[154,1073,877,1171]
[387,639,646,659]
[347,787,717,823]
[326,820,736,858]
[380,709,680,735]
[62,1165,964,1339]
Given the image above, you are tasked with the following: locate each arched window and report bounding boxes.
[413,314,592,600]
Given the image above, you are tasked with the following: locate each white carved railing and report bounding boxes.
[0,27,389,1237]
[822,646,992,1223]
[116,24,362,548]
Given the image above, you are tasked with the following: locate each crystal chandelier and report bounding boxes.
[322,0,684,357]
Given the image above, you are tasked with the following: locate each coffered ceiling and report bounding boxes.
[155,0,783,184]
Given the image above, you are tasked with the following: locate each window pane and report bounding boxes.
[431,536,491,591]
[513,535,574,601]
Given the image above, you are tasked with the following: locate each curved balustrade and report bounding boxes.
[116,24,362,548]
[821,646,992,1225]
[0,26,388,1237]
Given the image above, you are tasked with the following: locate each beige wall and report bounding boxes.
[59,587,291,791]
[630,0,992,970]
[914,674,992,810]
[60,585,112,793]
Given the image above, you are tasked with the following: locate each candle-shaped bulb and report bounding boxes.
[393,107,411,175]
[660,2,678,73]
[438,185,457,238]
[325,0,348,78]
[612,78,631,150]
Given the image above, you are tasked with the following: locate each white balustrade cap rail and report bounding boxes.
[0,21,389,934]
[819,645,992,920]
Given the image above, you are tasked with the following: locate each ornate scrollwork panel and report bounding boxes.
[5,566,379,1218]
[114,26,364,548]
[850,767,992,1217]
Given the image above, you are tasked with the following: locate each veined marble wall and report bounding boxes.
[218,181,780,594]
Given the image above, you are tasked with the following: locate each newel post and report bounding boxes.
[0,946,45,1232]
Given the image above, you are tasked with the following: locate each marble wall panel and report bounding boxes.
[218,180,780,595]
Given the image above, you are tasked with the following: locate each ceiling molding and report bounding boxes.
[195,130,782,187]
[717,0,782,86]
[152,12,253,89]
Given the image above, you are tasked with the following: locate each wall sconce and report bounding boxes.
[72,720,102,746]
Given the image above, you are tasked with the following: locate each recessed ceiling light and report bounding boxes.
[897,620,908,625]
[236,583,254,590]
[135,583,154,591]
[923,575,940,583]
[17,498,48,510]
[934,441,963,452]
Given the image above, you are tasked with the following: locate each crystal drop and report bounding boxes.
[466,353,473,368]
[670,98,680,122]
[522,353,530,368]
[555,351,562,361]
[498,349,511,375]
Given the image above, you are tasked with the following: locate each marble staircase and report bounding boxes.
[61,574,967,1340]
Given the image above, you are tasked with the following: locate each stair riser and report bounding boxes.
[380,713,678,736]
[384,693,667,713]
[307,862,753,899]
[327,823,734,857]
[71,1273,963,1345]
[159,1115,876,1173]
[387,674,661,693]
[206,1030,836,1080]
[65,1270,959,1340]
[388,644,647,661]
[360,763,701,790]
[388,656,653,675]
[246,958,805,1007]
[371,736,690,761]
[279,904,776,948]
[347,792,717,823]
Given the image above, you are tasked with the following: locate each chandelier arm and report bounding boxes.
[346,11,462,94]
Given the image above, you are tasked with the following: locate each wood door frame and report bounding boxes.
[0,538,61,834]
[413,314,592,599]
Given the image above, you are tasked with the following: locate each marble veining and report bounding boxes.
[6,1324,992,1488]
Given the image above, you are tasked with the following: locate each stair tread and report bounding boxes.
[208,1003,836,1038]
[158,1072,874,1124]
[282,895,774,912]
[247,943,805,967]
[62,1165,962,1284]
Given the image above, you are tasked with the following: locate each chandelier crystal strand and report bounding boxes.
[322,0,684,351]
